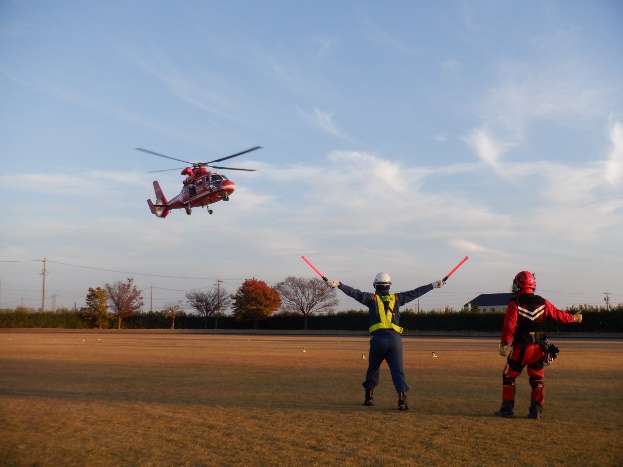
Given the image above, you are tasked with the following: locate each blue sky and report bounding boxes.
[1,1,621,313]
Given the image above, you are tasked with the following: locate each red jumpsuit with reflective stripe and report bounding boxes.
[500,290,575,406]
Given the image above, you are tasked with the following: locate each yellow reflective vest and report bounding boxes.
[369,294,403,334]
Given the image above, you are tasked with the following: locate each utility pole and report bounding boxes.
[150,284,153,311]
[604,291,611,310]
[216,279,222,330]
[41,257,48,312]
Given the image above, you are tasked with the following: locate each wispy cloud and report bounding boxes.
[0,170,149,197]
[480,58,607,141]
[359,17,413,54]
[450,239,493,253]
[462,127,515,172]
[310,36,336,59]
[2,70,195,142]
[604,120,623,187]
[133,53,244,122]
[299,108,355,142]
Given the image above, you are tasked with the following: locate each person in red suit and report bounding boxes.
[495,271,582,419]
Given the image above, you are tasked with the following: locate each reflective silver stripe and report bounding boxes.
[518,305,545,321]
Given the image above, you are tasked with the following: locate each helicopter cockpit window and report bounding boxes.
[211,174,226,182]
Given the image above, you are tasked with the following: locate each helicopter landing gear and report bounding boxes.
[223,193,229,201]
[207,208,213,215]
[185,204,192,215]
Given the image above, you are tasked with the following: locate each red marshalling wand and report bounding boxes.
[303,255,468,284]
[443,256,469,282]
[301,256,328,281]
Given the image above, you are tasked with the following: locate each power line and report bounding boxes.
[46,259,246,281]
[0,260,42,263]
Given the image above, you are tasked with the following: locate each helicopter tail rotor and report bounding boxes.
[147,199,170,218]
[147,181,170,218]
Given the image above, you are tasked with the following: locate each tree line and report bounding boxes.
[3,276,339,331]
[0,274,621,332]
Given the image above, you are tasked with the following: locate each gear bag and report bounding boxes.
[540,340,559,366]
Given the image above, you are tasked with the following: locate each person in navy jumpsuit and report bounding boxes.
[327,272,445,410]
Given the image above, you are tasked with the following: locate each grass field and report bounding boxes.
[0,331,621,466]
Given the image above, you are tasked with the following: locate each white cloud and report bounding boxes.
[462,127,515,172]
[502,160,622,241]
[604,120,623,186]
[456,52,612,174]
[450,239,492,253]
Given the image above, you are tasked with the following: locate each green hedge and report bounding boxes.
[1,306,621,332]
[0,310,89,329]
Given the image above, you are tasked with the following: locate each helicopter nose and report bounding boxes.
[221,180,235,194]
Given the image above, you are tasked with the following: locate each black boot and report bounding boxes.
[494,400,514,418]
[528,402,543,420]
[363,389,374,406]
[398,392,409,411]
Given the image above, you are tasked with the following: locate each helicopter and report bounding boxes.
[136,146,261,217]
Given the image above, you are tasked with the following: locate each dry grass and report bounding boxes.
[0,331,621,466]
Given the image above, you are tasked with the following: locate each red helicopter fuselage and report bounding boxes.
[147,167,236,217]
[138,145,260,218]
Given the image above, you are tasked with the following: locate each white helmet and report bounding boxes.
[373,272,392,287]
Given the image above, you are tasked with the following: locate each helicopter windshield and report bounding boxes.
[211,174,228,182]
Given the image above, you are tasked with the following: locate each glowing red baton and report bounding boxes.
[443,256,469,282]
[301,256,328,281]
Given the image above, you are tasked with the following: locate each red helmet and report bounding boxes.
[512,271,536,292]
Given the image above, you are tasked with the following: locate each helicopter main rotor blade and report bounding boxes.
[210,165,256,171]
[147,167,185,173]
[136,148,193,165]
[208,146,262,164]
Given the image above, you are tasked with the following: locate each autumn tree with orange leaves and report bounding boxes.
[232,278,281,329]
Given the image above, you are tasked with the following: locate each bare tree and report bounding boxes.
[105,278,144,329]
[275,276,339,330]
[186,286,231,329]
[162,300,183,329]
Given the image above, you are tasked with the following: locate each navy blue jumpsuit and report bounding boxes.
[337,283,434,393]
